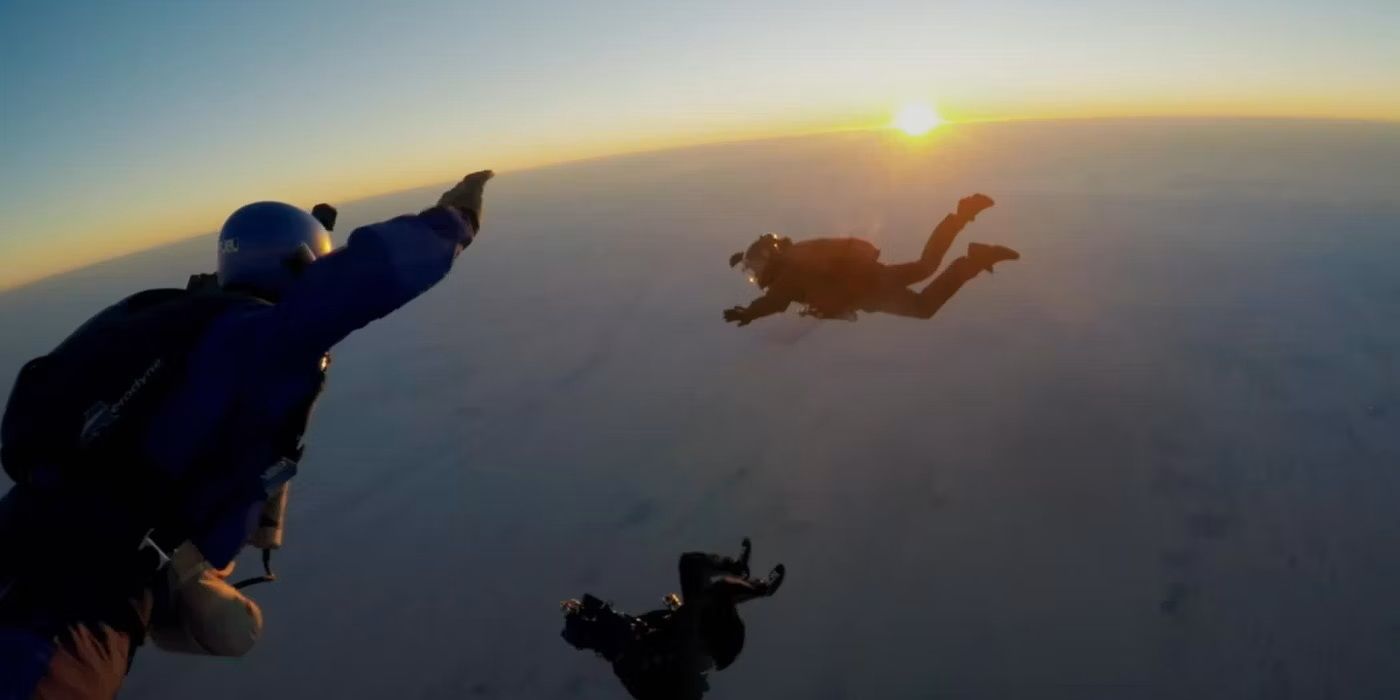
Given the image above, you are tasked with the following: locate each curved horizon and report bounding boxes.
[3,0,1397,291]
[3,114,1396,294]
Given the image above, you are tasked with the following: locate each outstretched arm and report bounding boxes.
[723,291,793,327]
[263,171,493,360]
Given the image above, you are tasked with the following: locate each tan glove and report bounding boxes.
[150,543,263,657]
[437,170,494,230]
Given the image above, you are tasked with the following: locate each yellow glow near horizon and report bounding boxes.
[4,100,1396,293]
[893,103,944,135]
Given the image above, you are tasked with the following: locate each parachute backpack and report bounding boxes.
[0,287,256,490]
[1,203,337,490]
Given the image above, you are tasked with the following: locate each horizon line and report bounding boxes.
[3,113,1396,295]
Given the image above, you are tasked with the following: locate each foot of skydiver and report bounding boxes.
[762,564,786,596]
[966,242,1020,274]
[731,537,783,597]
[928,193,996,265]
[915,193,997,274]
[958,193,996,221]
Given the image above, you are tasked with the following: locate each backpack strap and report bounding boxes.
[232,548,276,590]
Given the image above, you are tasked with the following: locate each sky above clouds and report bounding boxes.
[1,0,1397,289]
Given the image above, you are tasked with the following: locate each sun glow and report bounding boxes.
[893,103,943,136]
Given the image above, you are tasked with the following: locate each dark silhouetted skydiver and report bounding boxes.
[561,538,785,700]
[0,171,493,698]
[724,194,1019,325]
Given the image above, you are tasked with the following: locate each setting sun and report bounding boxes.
[893,103,943,136]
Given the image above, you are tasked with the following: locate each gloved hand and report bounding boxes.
[186,272,220,291]
[957,193,995,221]
[152,543,263,657]
[311,203,337,231]
[723,306,751,326]
[437,170,495,230]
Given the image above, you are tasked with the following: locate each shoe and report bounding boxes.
[966,243,1020,274]
[764,564,786,596]
[957,194,995,221]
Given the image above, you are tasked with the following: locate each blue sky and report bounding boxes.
[1,0,1397,289]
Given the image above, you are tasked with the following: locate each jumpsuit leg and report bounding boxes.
[678,552,748,601]
[678,553,776,606]
[29,591,152,700]
[866,256,983,320]
[881,213,972,287]
[705,576,774,606]
[31,623,135,700]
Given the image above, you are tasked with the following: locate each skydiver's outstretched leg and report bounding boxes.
[706,565,786,606]
[678,551,746,601]
[881,194,996,287]
[678,539,783,605]
[867,243,1020,320]
[736,536,752,576]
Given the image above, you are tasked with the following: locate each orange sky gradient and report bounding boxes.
[3,1,1397,291]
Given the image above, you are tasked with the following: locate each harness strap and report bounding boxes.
[231,549,276,590]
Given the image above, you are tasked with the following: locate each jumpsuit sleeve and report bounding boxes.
[742,282,798,321]
[152,207,477,568]
[265,205,477,360]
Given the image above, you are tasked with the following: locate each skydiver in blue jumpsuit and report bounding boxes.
[0,170,493,699]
